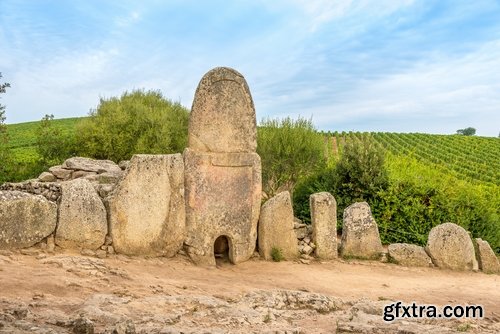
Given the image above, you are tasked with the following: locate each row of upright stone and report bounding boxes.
[258,189,499,274]
[0,66,498,275]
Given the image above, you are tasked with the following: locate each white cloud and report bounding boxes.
[291,0,416,31]
[114,10,142,28]
[311,40,500,136]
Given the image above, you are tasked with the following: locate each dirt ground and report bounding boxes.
[0,250,499,333]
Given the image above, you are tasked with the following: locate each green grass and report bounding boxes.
[6,117,84,162]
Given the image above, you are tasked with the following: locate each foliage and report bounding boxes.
[35,114,76,168]
[257,117,326,197]
[293,167,335,224]
[0,72,12,183]
[270,247,284,262]
[373,155,500,254]
[332,134,388,206]
[75,90,189,162]
[293,134,388,227]
[456,127,476,136]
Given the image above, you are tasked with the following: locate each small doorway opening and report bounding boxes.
[214,235,231,266]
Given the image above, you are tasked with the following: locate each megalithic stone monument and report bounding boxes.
[184,67,262,266]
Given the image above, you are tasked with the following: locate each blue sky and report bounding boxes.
[1,0,499,136]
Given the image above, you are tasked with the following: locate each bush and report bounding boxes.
[0,73,12,183]
[293,134,388,227]
[271,247,284,262]
[333,134,389,205]
[75,90,189,162]
[374,155,500,253]
[257,117,326,197]
[36,114,76,168]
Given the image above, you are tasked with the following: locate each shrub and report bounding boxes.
[373,155,500,253]
[0,73,12,183]
[36,114,76,168]
[257,117,326,198]
[75,90,189,162]
[293,134,388,228]
[270,247,284,262]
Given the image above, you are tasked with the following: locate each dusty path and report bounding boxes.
[0,250,499,333]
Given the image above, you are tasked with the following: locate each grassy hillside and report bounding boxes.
[327,132,500,186]
[6,119,499,185]
[6,117,83,163]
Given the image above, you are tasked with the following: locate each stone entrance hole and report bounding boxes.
[214,235,233,265]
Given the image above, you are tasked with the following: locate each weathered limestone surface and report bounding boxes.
[388,243,432,267]
[56,179,107,250]
[426,223,475,271]
[310,192,337,259]
[184,67,261,266]
[474,238,500,274]
[188,67,257,153]
[258,191,298,260]
[340,202,383,259]
[109,154,185,256]
[0,191,57,249]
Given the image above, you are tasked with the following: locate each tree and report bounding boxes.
[75,89,189,162]
[0,72,12,182]
[36,114,76,167]
[456,127,476,136]
[332,134,389,207]
[257,117,326,197]
[292,134,388,225]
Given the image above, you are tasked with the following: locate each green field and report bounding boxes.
[6,117,83,163]
[326,131,500,187]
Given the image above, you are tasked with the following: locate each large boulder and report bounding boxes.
[109,154,185,256]
[426,223,476,271]
[55,179,107,250]
[474,238,500,274]
[388,243,432,267]
[310,192,338,259]
[63,157,122,174]
[340,202,383,259]
[258,191,298,260]
[0,191,57,249]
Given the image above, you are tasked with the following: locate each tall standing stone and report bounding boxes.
[258,191,298,260]
[474,238,500,274]
[184,67,261,266]
[426,223,476,271]
[0,191,57,249]
[56,179,107,250]
[340,202,383,259]
[310,192,338,259]
[109,154,185,256]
